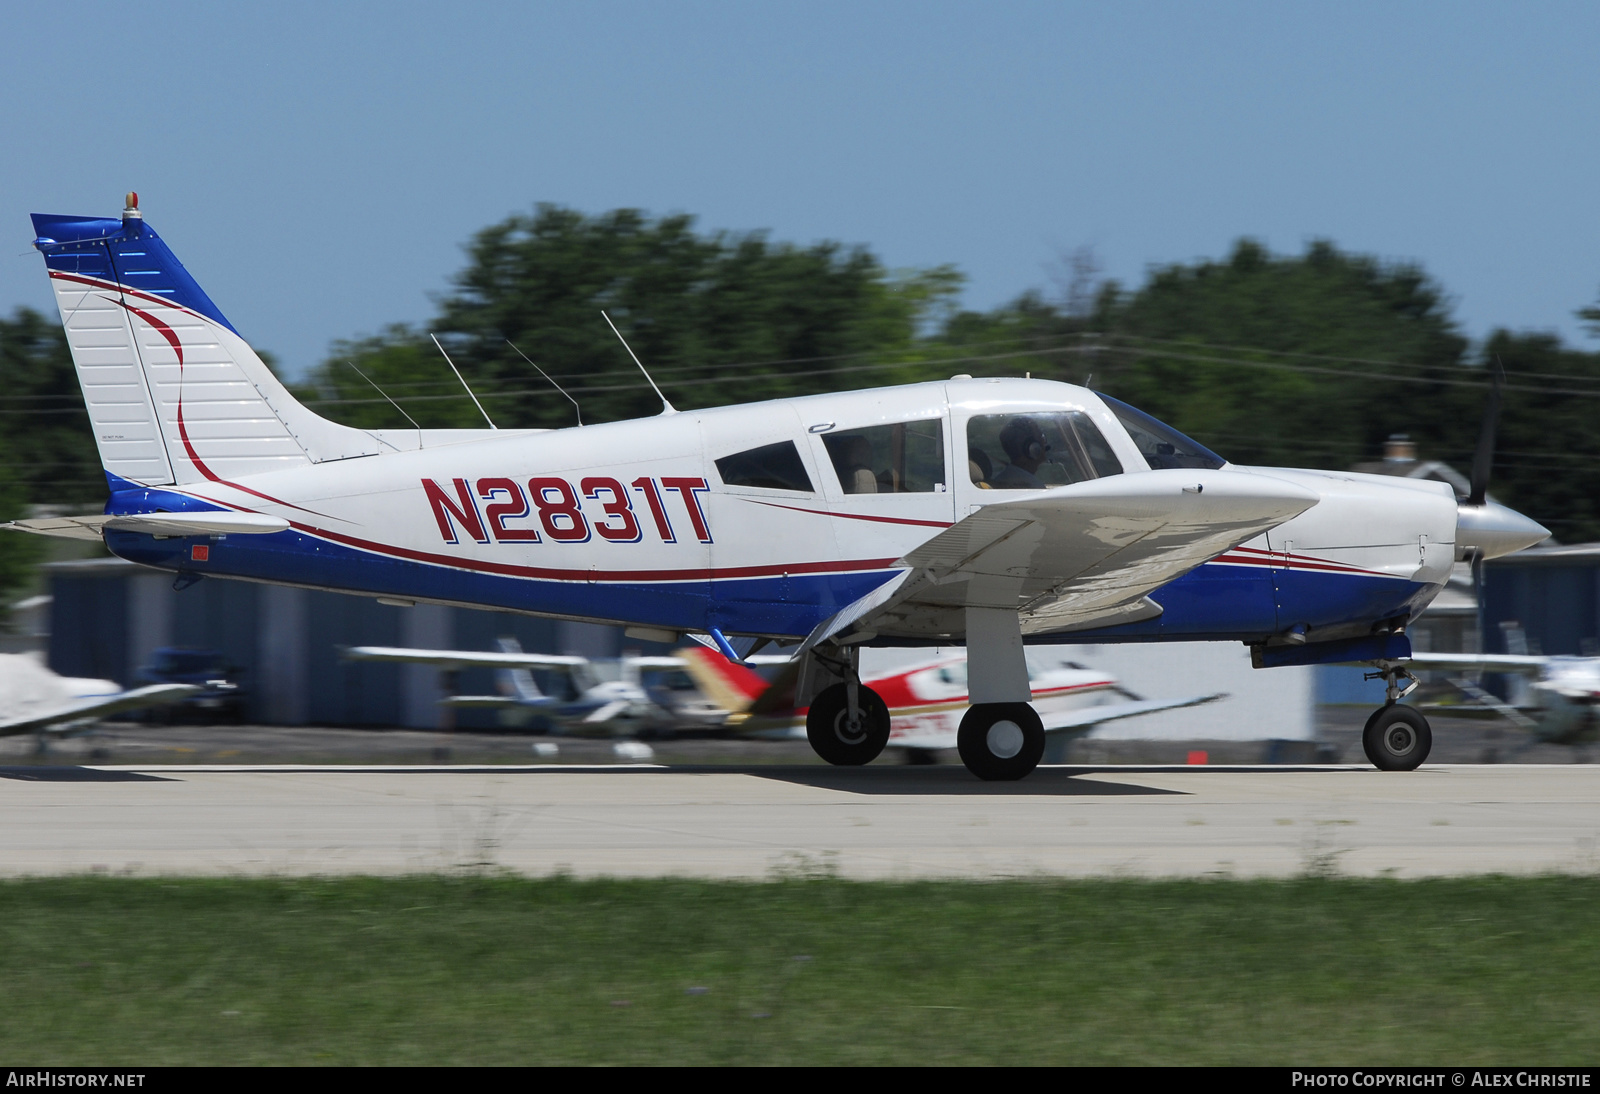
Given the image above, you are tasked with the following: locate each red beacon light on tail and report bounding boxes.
[123,192,140,220]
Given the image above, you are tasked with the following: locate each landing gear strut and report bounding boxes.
[1361,662,1432,771]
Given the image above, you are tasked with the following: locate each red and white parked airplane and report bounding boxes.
[676,646,1222,757]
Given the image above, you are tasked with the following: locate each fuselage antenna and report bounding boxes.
[601,310,676,415]
[344,359,424,450]
[505,339,582,426]
[430,333,497,429]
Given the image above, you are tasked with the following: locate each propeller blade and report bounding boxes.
[1467,358,1505,506]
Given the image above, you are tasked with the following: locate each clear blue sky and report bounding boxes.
[4,1,1597,378]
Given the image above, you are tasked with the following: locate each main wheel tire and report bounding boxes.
[806,683,891,766]
[1362,704,1432,771]
[957,702,1046,781]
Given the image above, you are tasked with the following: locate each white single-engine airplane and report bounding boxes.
[8,196,1551,778]
[340,638,710,733]
[0,653,197,738]
[1408,651,1600,750]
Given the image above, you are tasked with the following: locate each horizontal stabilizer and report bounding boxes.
[8,511,289,540]
[3,515,112,542]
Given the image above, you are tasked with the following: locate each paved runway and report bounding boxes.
[1,763,1597,879]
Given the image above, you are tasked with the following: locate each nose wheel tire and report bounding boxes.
[806,683,891,765]
[1362,704,1432,771]
[957,702,1046,781]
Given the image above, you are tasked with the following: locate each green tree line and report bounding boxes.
[4,205,1600,606]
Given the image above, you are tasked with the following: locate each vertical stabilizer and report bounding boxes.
[31,199,378,487]
[676,646,773,714]
[495,637,546,702]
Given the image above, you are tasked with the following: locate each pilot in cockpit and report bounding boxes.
[990,416,1050,489]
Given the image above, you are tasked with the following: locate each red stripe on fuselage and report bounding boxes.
[1209,544,1390,577]
[749,500,954,529]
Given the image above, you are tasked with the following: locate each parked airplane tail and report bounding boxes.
[676,647,781,716]
[494,638,546,703]
[30,195,379,487]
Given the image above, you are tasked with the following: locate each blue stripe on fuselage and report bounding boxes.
[99,479,1434,641]
[105,525,892,637]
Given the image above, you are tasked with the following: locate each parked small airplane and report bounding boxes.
[1401,649,1600,750]
[10,196,1551,778]
[0,653,197,737]
[341,639,696,733]
[676,646,1224,761]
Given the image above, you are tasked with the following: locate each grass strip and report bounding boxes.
[0,874,1595,1065]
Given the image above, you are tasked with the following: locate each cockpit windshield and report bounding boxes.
[1100,395,1227,470]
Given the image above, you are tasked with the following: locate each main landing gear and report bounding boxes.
[804,608,1048,781]
[957,703,1045,781]
[1361,663,1432,771]
[806,680,891,766]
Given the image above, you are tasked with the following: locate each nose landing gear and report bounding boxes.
[1361,662,1432,771]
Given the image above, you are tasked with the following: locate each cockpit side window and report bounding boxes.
[715,440,814,492]
[1099,395,1227,470]
[822,420,945,494]
[965,411,1122,490]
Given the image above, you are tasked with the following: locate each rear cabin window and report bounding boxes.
[821,420,946,494]
[966,411,1122,490]
[715,440,814,492]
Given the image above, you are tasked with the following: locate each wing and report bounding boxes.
[623,656,693,670]
[806,468,1319,646]
[341,646,588,670]
[1038,692,1228,734]
[0,684,200,735]
[1401,653,1547,676]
